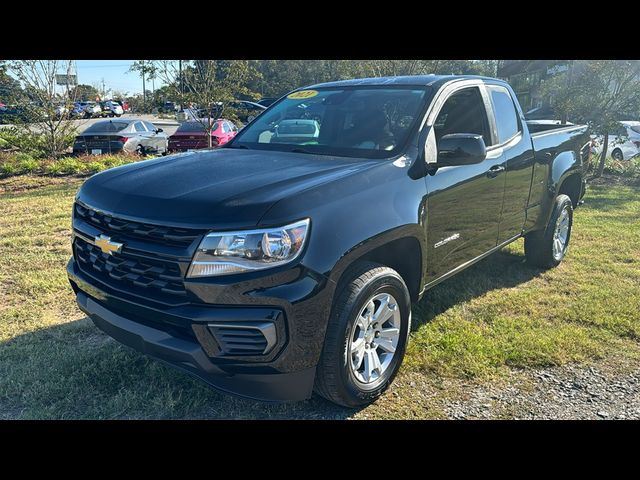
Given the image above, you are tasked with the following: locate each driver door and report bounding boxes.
[425,84,506,282]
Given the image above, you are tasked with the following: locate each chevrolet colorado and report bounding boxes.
[68,75,591,407]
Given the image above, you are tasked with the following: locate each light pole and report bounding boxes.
[142,60,146,114]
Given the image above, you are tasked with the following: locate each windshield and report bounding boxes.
[84,121,128,133]
[229,86,430,158]
[630,125,640,134]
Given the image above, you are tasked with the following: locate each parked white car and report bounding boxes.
[54,104,69,118]
[592,121,640,161]
[83,102,102,118]
[101,100,124,117]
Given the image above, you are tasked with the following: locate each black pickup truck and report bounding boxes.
[67,75,591,407]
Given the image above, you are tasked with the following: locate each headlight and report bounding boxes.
[187,219,310,278]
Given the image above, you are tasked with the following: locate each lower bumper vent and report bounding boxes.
[207,322,277,356]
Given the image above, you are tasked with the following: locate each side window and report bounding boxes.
[229,122,238,132]
[433,87,492,147]
[144,122,157,132]
[613,123,627,137]
[488,85,520,144]
[133,122,146,133]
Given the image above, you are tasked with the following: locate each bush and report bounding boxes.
[57,158,83,175]
[44,162,64,175]
[604,156,640,177]
[0,162,17,176]
[18,158,40,174]
[84,161,107,174]
[0,151,149,179]
[0,126,75,159]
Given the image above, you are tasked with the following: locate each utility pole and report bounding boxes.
[102,78,106,99]
[179,59,183,106]
[142,60,146,114]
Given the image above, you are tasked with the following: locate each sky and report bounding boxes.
[74,60,166,95]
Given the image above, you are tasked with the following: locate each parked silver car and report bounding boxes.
[72,119,169,155]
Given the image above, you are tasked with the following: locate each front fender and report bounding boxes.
[260,159,429,292]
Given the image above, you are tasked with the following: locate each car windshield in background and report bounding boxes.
[83,121,128,133]
[177,122,214,133]
[229,87,430,158]
[630,125,640,134]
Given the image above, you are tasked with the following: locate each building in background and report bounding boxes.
[497,60,568,114]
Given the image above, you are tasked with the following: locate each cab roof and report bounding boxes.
[305,74,502,90]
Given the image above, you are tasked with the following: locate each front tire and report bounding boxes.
[315,262,411,407]
[525,194,573,269]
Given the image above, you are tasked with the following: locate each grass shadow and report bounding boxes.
[0,318,357,420]
[411,248,542,329]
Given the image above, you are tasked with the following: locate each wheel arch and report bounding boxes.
[558,172,583,208]
[329,228,425,304]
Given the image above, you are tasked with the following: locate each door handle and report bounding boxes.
[487,165,506,178]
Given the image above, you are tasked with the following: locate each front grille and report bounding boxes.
[74,236,187,304]
[74,203,203,248]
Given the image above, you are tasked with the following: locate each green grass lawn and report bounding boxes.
[0,175,639,419]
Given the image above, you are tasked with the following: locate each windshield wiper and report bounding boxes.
[289,148,315,154]
[288,147,336,157]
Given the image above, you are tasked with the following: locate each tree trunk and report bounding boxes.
[207,115,213,148]
[595,131,609,178]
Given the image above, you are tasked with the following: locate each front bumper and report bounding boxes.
[67,255,333,402]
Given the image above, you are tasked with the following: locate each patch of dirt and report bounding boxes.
[436,358,640,420]
[589,174,640,188]
[0,175,81,195]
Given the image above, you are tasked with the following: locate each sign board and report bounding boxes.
[55,74,77,86]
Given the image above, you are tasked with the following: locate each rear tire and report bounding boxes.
[315,262,411,407]
[611,148,624,161]
[525,194,573,269]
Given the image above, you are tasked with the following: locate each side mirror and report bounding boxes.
[156,128,163,133]
[437,133,486,166]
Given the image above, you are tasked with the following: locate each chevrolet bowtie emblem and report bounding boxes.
[94,234,123,255]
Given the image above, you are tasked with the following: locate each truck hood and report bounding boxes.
[77,148,378,228]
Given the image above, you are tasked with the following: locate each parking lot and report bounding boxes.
[0,113,180,137]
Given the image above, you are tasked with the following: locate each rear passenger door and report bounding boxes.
[485,84,535,243]
[133,121,148,150]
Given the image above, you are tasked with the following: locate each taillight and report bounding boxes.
[118,136,129,143]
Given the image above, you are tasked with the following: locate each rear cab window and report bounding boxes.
[487,85,521,144]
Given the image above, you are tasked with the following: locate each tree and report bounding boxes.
[8,60,78,159]
[541,60,640,177]
[69,84,99,101]
[152,60,260,148]
[0,61,25,104]
[128,61,158,113]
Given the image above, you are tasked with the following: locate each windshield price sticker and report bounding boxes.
[287,90,319,99]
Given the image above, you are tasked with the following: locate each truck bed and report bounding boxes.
[526,120,580,135]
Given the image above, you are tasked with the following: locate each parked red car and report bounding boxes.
[168,119,238,152]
